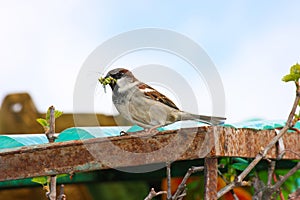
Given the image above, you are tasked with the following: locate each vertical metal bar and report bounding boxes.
[166,162,172,200]
[204,157,218,200]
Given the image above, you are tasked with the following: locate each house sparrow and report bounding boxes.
[101,68,225,129]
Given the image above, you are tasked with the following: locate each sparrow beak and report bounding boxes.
[104,75,112,80]
[99,75,117,91]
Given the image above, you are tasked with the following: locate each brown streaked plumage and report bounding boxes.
[103,68,226,128]
[137,83,179,110]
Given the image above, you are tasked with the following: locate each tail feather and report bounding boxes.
[179,112,226,125]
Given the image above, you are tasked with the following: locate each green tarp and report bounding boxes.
[1,119,297,150]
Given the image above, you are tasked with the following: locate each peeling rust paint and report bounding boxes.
[204,157,218,200]
[0,127,299,182]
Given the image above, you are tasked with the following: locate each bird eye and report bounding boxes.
[118,70,127,76]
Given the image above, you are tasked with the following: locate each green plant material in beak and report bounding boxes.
[98,76,117,93]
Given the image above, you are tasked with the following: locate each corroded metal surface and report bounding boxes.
[204,157,218,200]
[0,126,300,181]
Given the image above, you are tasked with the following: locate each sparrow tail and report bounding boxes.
[180,112,226,125]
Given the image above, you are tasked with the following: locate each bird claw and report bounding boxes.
[119,131,129,136]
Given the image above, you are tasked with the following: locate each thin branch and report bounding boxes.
[252,173,265,200]
[47,176,56,200]
[267,161,276,187]
[46,106,57,200]
[271,162,300,193]
[289,187,300,199]
[279,149,300,158]
[218,170,240,200]
[57,184,67,200]
[258,161,300,199]
[218,91,300,199]
[46,106,56,143]
[144,188,167,200]
[166,162,171,200]
[273,174,284,200]
[217,170,227,183]
[232,192,240,200]
[172,166,204,200]
[176,189,187,200]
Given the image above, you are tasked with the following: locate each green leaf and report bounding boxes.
[232,163,249,171]
[290,63,300,75]
[36,118,48,127]
[219,158,230,168]
[282,74,300,82]
[187,180,200,190]
[31,176,48,185]
[31,174,68,187]
[232,157,249,164]
[54,110,63,119]
[57,174,68,179]
[282,63,300,82]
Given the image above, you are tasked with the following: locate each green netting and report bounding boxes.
[0,134,48,152]
[0,119,299,188]
[223,119,287,130]
[1,119,299,150]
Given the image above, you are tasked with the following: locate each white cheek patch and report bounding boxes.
[117,77,139,93]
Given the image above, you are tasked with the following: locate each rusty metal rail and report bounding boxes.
[0,126,300,182]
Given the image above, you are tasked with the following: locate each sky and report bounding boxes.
[1,0,300,123]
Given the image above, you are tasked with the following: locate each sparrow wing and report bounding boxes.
[138,83,179,110]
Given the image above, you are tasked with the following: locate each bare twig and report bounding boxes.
[273,174,285,200]
[57,184,67,200]
[218,170,240,200]
[232,192,240,200]
[46,176,56,200]
[267,161,276,187]
[166,162,171,200]
[172,166,204,200]
[176,189,187,200]
[217,170,227,183]
[46,106,57,200]
[218,90,300,199]
[289,187,300,199]
[144,188,167,200]
[255,161,300,199]
[46,106,56,143]
[279,149,300,158]
[252,174,265,200]
[269,162,300,195]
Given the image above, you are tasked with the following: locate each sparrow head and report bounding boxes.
[104,68,136,89]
